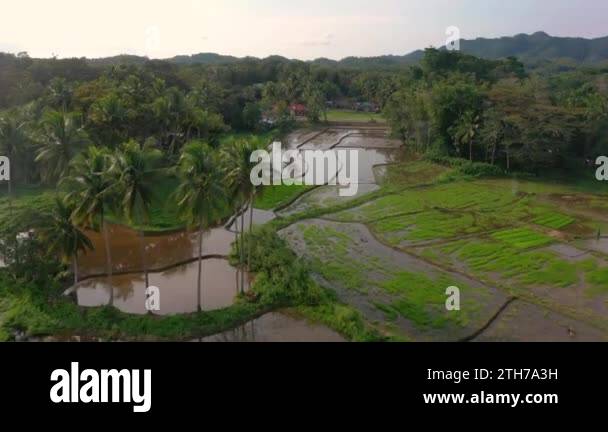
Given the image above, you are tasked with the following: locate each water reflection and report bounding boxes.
[199,312,346,342]
[75,258,246,315]
[78,225,235,277]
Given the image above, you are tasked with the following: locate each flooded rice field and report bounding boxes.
[581,237,608,254]
[277,184,380,217]
[79,225,230,277]
[473,300,608,342]
[280,218,509,341]
[74,258,245,315]
[67,125,402,340]
[277,127,403,215]
[199,311,346,342]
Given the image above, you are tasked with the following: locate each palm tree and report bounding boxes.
[153,87,187,155]
[450,110,480,161]
[0,112,29,214]
[47,78,73,113]
[89,93,130,148]
[41,198,94,284]
[36,111,89,183]
[0,112,30,266]
[221,137,266,291]
[174,141,225,312]
[62,147,117,305]
[114,140,162,288]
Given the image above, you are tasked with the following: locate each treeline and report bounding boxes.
[381,49,608,173]
[2,47,608,184]
[0,50,413,188]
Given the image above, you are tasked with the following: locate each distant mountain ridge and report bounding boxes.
[311,32,608,68]
[408,32,608,64]
[82,32,608,68]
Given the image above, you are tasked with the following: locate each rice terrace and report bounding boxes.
[275,125,608,342]
[2,117,607,342]
[1,22,608,343]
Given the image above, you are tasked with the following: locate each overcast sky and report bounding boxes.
[1,0,607,60]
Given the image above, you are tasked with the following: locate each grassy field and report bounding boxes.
[325,109,385,123]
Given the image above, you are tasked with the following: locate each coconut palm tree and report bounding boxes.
[47,78,73,113]
[36,110,89,183]
[114,140,162,288]
[41,198,94,284]
[450,110,480,161]
[62,146,117,305]
[174,141,225,312]
[0,112,29,213]
[220,137,266,292]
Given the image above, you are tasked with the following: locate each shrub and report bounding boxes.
[231,226,323,306]
[458,162,504,177]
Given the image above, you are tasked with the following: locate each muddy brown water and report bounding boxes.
[198,312,346,342]
[79,225,231,277]
[75,258,246,315]
[66,126,400,340]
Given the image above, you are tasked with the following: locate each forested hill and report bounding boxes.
[3,32,607,71]
[173,32,608,67]
[94,33,608,68]
[312,32,608,69]
[407,32,608,65]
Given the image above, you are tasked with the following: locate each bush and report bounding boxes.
[424,154,505,178]
[423,153,469,168]
[458,161,505,177]
[231,226,323,306]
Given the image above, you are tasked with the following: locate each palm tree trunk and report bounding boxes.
[7,179,18,266]
[469,140,473,161]
[197,219,203,313]
[7,178,13,217]
[139,230,148,288]
[234,214,240,293]
[101,210,114,306]
[73,256,79,285]
[239,207,245,294]
[247,193,254,290]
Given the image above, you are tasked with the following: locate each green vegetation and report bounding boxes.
[0,271,267,341]
[0,221,369,341]
[284,221,493,339]
[254,184,313,210]
[2,41,608,342]
[263,151,608,338]
[325,109,385,123]
[533,212,575,230]
[491,228,553,249]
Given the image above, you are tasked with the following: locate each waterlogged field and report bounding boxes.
[280,219,508,341]
[2,125,608,342]
[272,132,608,340]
